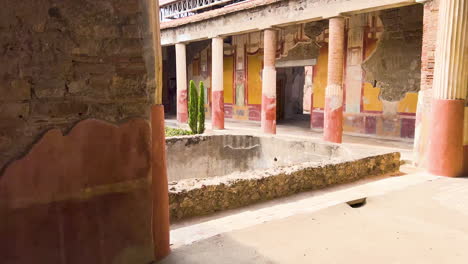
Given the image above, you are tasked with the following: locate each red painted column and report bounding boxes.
[176,43,188,123]
[324,17,345,143]
[261,29,277,134]
[151,105,171,260]
[212,37,225,129]
[427,0,467,177]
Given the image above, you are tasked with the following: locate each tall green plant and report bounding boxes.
[188,80,198,133]
[197,81,205,134]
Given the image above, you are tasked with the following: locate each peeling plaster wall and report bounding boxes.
[311,6,422,140]
[0,0,157,262]
[362,5,423,102]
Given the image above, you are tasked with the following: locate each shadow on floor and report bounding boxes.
[158,234,276,264]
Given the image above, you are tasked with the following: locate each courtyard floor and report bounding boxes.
[160,116,468,263]
[161,170,468,263]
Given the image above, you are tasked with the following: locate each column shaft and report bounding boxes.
[212,37,225,129]
[324,17,345,143]
[428,0,468,177]
[151,105,170,260]
[175,43,188,123]
[261,29,277,134]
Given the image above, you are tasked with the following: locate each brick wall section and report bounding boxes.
[420,0,439,91]
[0,0,155,173]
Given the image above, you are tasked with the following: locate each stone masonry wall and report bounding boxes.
[0,0,155,174]
[0,0,158,263]
[169,152,401,221]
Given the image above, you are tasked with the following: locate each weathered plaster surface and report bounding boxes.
[0,119,153,263]
[166,135,346,181]
[166,134,400,220]
[362,5,423,101]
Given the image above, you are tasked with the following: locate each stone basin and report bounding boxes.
[165,135,400,221]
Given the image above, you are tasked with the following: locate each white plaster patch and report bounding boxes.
[328,95,343,111]
[362,96,370,104]
[325,84,342,97]
[325,84,343,111]
[261,68,277,97]
[346,103,360,114]
[381,100,399,116]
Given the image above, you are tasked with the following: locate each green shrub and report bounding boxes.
[188,80,198,133]
[197,81,205,134]
[164,127,193,137]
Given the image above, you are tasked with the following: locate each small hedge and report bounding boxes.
[165,127,193,137]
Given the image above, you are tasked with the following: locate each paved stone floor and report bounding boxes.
[160,171,468,263]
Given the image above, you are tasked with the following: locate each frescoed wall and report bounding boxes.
[183,4,423,140]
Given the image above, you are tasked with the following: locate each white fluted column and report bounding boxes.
[428,0,468,177]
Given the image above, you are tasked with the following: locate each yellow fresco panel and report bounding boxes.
[223,56,234,104]
[247,53,263,105]
[312,46,328,109]
[397,92,418,113]
[363,83,383,112]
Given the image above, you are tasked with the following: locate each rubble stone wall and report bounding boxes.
[169,152,400,221]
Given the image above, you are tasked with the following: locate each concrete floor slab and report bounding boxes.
[159,172,468,263]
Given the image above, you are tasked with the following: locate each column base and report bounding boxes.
[261,95,276,134]
[428,99,464,177]
[323,97,343,143]
[151,105,171,261]
[212,90,225,130]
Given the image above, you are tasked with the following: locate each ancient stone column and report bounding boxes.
[175,43,188,123]
[261,29,277,134]
[324,17,345,143]
[212,37,225,129]
[428,0,468,177]
[149,0,171,260]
